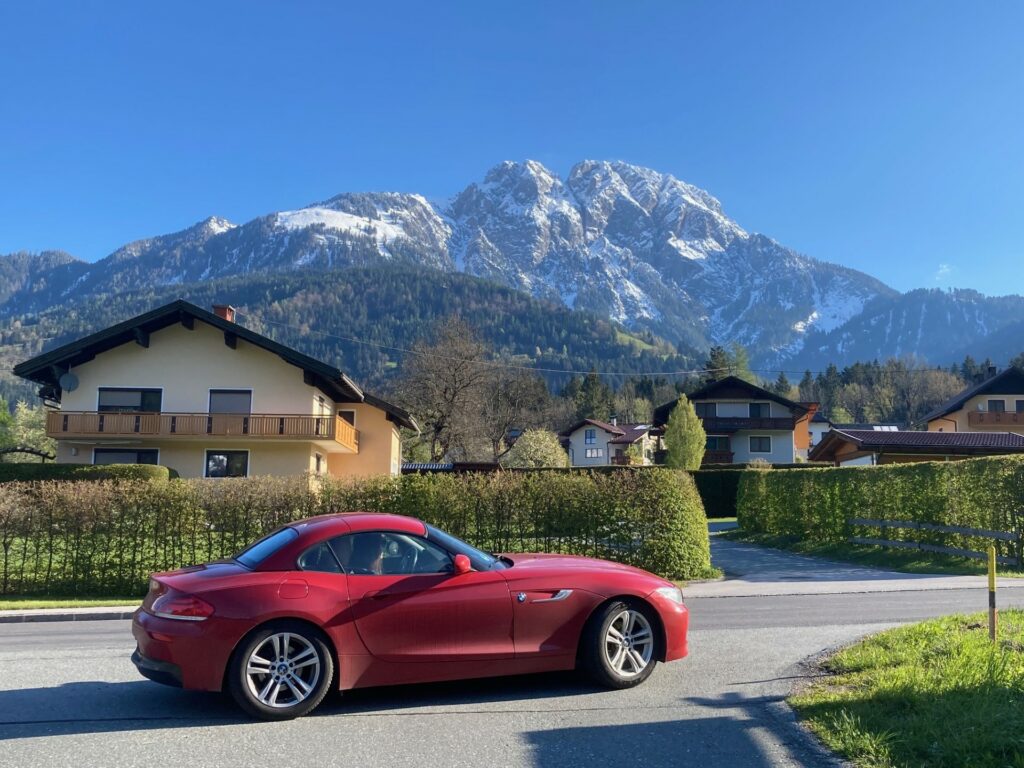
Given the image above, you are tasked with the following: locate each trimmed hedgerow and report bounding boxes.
[0,463,176,483]
[0,469,712,596]
[736,456,1024,560]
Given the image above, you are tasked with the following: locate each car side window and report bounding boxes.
[297,541,343,573]
[330,532,453,576]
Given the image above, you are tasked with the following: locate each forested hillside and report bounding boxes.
[0,265,696,405]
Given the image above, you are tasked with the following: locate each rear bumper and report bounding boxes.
[132,608,240,691]
[132,648,183,688]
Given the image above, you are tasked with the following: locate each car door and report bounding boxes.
[339,531,514,662]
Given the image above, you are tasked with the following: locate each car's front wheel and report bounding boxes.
[581,601,658,688]
[228,621,334,720]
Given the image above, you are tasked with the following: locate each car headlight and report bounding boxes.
[653,585,684,604]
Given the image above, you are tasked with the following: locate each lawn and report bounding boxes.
[724,529,1024,578]
[792,611,1024,768]
[0,597,142,611]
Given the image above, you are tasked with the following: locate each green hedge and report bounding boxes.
[737,456,1024,560]
[0,463,176,483]
[0,469,713,596]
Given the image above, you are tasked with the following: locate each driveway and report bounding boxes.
[1,532,1022,767]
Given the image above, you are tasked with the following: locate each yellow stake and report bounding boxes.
[989,545,997,643]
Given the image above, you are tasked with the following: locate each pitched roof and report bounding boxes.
[809,428,1024,461]
[13,299,419,431]
[918,367,1024,426]
[608,424,662,444]
[652,375,808,426]
[559,418,625,437]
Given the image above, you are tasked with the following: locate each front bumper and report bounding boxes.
[132,647,183,688]
[647,590,689,662]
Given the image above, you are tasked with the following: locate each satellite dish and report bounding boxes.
[58,372,79,392]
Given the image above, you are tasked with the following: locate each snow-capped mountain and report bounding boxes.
[1,159,1018,368]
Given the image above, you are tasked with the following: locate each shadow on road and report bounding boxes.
[0,672,608,740]
[525,714,775,768]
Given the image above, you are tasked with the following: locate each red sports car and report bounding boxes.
[132,512,689,719]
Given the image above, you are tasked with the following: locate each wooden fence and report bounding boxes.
[848,517,1023,567]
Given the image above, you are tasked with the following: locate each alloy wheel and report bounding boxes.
[602,608,654,678]
[244,632,321,708]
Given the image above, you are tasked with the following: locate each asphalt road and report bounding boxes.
[2,542,1022,768]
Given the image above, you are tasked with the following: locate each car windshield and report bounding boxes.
[234,527,299,569]
[425,524,509,570]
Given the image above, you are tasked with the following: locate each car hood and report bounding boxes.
[502,553,659,578]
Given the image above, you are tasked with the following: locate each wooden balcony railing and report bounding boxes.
[699,417,795,432]
[702,450,735,465]
[968,411,1024,428]
[46,411,359,452]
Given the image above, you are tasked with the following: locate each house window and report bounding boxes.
[749,402,770,418]
[584,428,596,445]
[315,453,324,475]
[749,436,771,454]
[988,399,1006,413]
[93,449,159,465]
[205,450,249,478]
[209,390,252,414]
[97,388,162,412]
[706,436,730,452]
[1017,400,1024,414]
[584,448,604,459]
[694,402,716,418]
[338,409,357,426]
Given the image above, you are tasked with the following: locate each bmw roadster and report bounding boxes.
[132,512,689,719]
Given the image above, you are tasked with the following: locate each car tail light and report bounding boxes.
[151,591,215,621]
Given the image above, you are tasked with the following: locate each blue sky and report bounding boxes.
[1,2,1022,295]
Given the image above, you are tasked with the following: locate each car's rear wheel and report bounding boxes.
[581,601,658,688]
[228,621,334,720]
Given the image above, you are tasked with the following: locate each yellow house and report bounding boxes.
[13,301,418,479]
[921,367,1024,435]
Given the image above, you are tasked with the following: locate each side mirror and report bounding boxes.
[453,554,472,575]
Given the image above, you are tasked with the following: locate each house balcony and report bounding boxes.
[699,417,795,432]
[968,411,1024,428]
[46,411,359,453]
[702,450,734,465]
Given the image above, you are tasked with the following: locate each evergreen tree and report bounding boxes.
[703,346,732,382]
[797,370,816,402]
[574,370,614,421]
[769,371,792,397]
[663,394,706,470]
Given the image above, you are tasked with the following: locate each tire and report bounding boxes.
[227,621,334,720]
[581,600,659,689]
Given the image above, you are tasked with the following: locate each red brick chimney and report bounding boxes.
[212,304,236,323]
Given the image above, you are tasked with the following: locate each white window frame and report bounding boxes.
[95,386,165,412]
[749,435,772,454]
[204,448,251,478]
[584,447,604,459]
[695,402,717,418]
[338,409,357,427]
[748,402,771,418]
[92,447,161,465]
[208,388,254,415]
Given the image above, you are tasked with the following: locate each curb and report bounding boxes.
[0,608,138,624]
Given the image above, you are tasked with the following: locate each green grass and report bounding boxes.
[0,597,142,611]
[791,611,1024,768]
[709,516,737,524]
[724,529,1024,577]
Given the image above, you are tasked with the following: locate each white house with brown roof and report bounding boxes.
[560,418,662,467]
[653,376,815,465]
[14,300,418,480]
[920,367,1024,435]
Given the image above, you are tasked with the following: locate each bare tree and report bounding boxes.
[398,317,492,461]
[480,370,551,461]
